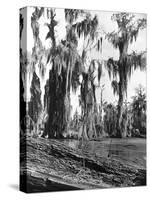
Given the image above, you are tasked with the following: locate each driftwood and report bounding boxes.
[20,136,146,193]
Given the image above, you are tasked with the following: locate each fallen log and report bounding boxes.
[20,136,146,193]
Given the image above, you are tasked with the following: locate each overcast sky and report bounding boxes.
[21,7,147,117]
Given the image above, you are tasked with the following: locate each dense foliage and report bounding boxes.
[21,8,146,139]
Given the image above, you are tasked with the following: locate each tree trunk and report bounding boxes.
[117,41,129,138]
[116,81,124,138]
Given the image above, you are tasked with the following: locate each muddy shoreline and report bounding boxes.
[20,137,146,193]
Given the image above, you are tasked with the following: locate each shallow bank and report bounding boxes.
[20,137,146,193]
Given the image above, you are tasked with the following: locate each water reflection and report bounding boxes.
[61,138,146,168]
